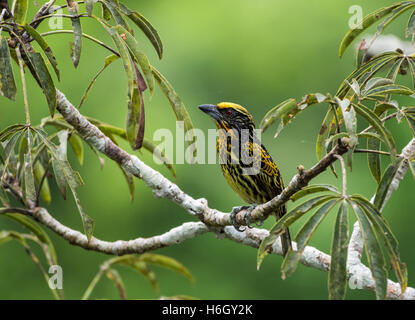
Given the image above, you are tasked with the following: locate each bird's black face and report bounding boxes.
[198,103,255,131]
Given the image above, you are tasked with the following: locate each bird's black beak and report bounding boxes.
[198,104,221,121]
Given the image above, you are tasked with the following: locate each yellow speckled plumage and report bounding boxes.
[199,102,292,256]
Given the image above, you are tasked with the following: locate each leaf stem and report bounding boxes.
[334,154,347,197]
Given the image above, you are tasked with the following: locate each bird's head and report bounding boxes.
[198,102,255,131]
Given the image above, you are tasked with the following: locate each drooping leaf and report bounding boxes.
[282,199,339,278]
[36,129,94,240]
[69,133,84,165]
[100,0,132,34]
[290,184,339,202]
[139,253,194,283]
[11,0,28,24]
[0,131,24,178]
[316,107,335,161]
[67,0,82,68]
[353,103,396,156]
[0,37,17,101]
[115,25,154,96]
[78,54,119,108]
[2,212,57,264]
[339,3,403,57]
[259,98,297,134]
[349,201,387,300]
[352,195,407,293]
[110,255,159,292]
[33,160,52,205]
[22,24,60,80]
[337,52,400,99]
[119,3,163,59]
[85,0,95,16]
[118,163,135,201]
[29,52,56,117]
[367,132,382,184]
[105,268,126,299]
[373,157,404,210]
[328,200,349,300]
[364,84,414,98]
[257,195,338,270]
[152,66,196,155]
[404,112,415,136]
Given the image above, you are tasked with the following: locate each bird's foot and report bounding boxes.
[244,203,258,229]
[230,204,258,232]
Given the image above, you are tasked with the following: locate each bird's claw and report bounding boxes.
[230,206,248,232]
[244,203,258,229]
[230,204,258,232]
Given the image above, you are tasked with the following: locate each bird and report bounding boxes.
[198,102,292,256]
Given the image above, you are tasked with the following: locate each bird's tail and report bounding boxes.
[275,205,292,257]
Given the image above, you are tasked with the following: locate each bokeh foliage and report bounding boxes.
[1,0,415,300]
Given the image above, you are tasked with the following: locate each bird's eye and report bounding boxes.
[226,109,233,116]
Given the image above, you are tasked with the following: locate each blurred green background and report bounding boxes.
[1,0,414,299]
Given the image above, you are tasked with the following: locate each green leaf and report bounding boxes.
[105,268,126,299]
[36,129,94,240]
[139,253,194,283]
[142,139,176,178]
[0,37,17,101]
[0,124,25,142]
[364,84,414,98]
[353,103,396,156]
[67,1,82,68]
[339,3,402,57]
[69,133,84,165]
[115,25,155,96]
[100,0,133,34]
[337,98,357,145]
[407,57,415,89]
[404,112,415,136]
[33,160,52,205]
[22,24,60,80]
[356,39,368,68]
[282,199,339,278]
[349,201,387,300]
[152,66,196,155]
[407,9,415,40]
[337,52,400,99]
[0,131,23,178]
[2,212,57,264]
[29,52,56,117]
[367,132,382,184]
[110,255,159,292]
[290,184,339,202]
[78,54,119,108]
[374,157,404,210]
[125,87,140,150]
[316,107,335,161]
[85,0,95,16]
[23,152,36,205]
[376,2,415,35]
[259,98,297,134]
[386,58,405,81]
[118,163,135,201]
[119,3,163,59]
[353,196,407,292]
[257,195,338,270]
[328,200,349,300]
[11,0,28,24]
